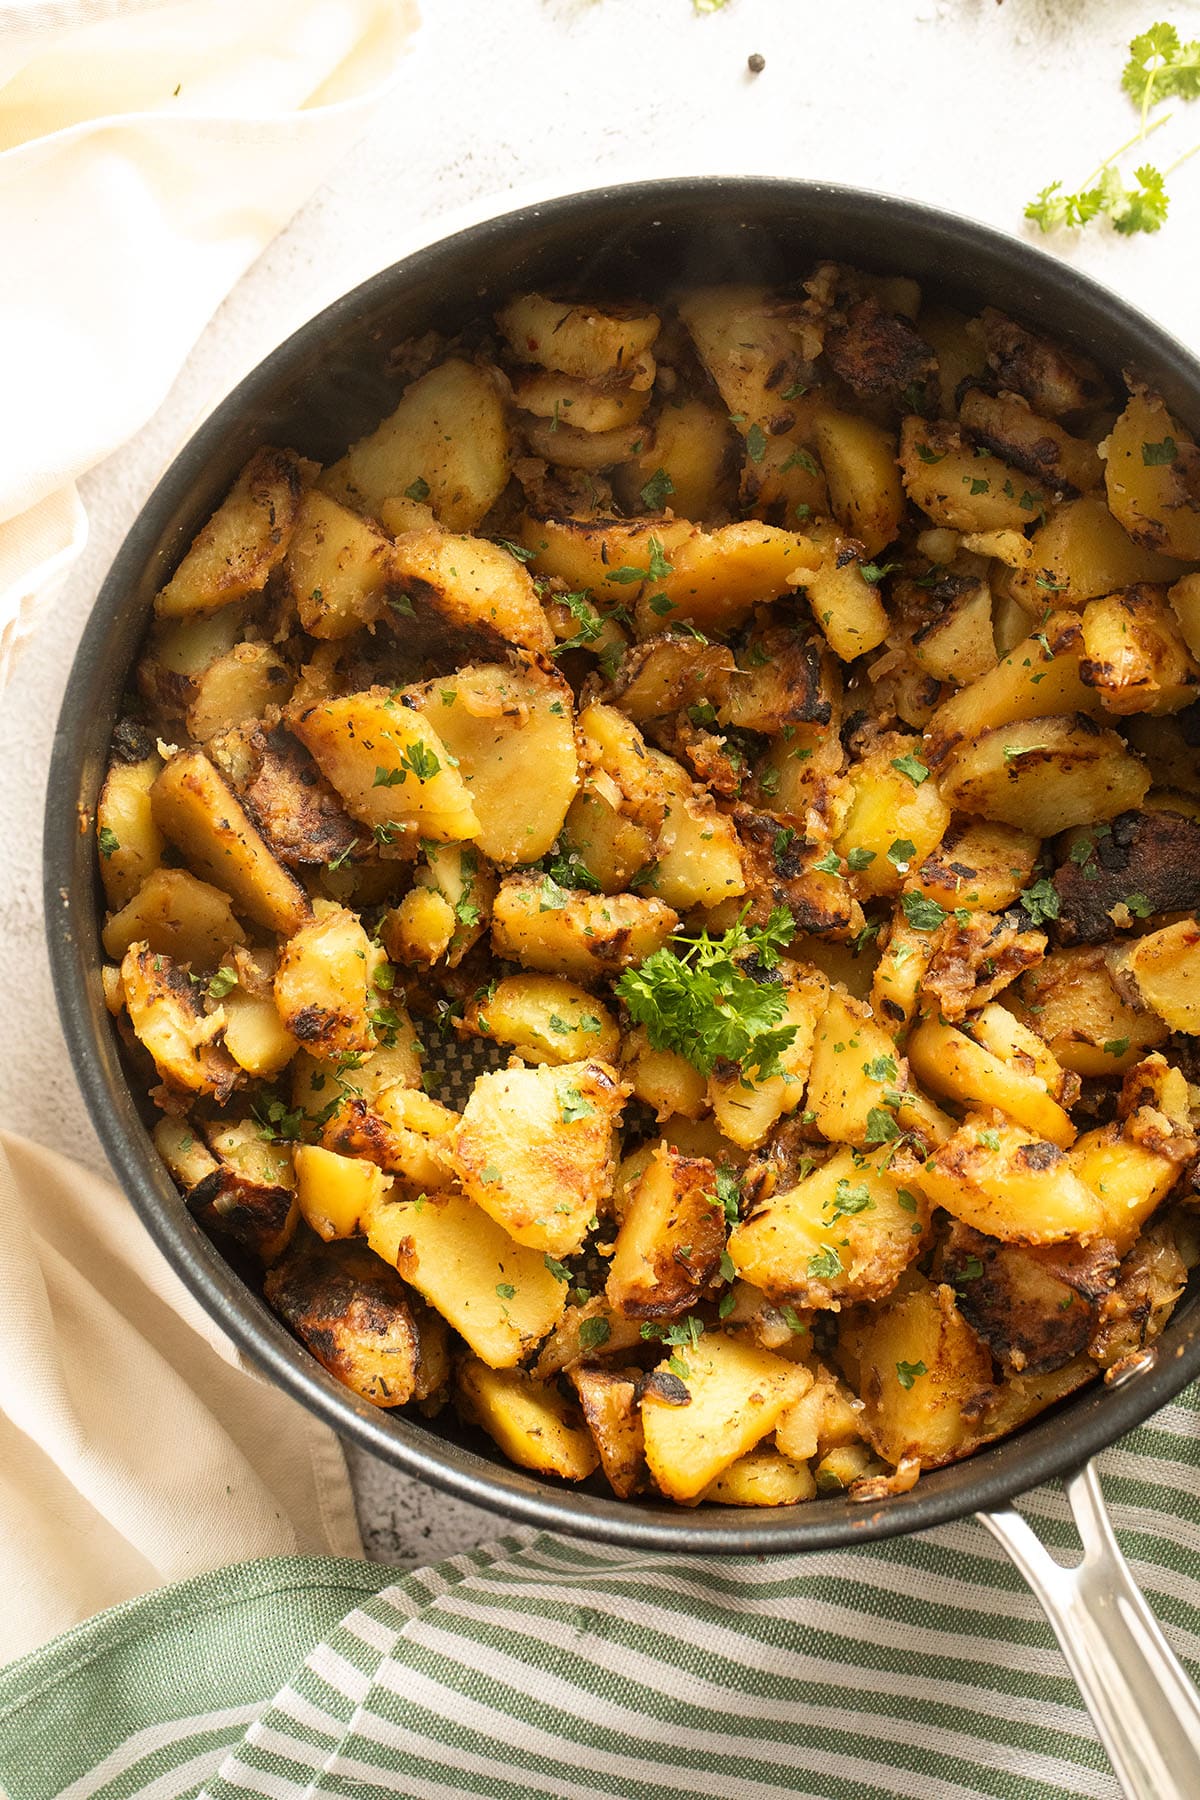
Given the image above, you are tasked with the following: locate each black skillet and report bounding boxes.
[42,180,1200,1797]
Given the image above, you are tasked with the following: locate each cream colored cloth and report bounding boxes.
[0,0,418,681]
[0,1129,363,1666]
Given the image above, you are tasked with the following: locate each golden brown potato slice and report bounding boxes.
[101,867,245,969]
[184,642,294,745]
[707,970,829,1151]
[908,576,996,688]
[702,1448,817,1507]
[605,1144,724,1320]
[97,744,164,910]
[154,447,313,618]
[728,1146,929,1309]
[1013,947,1167,1076]
[641,1331,808,1503]
[805,989,952,1151]
[293,1144,389,1241]
[620,1028,708,1122]
[511,367,650,433]
[620,397,736,522]
[1104,387,1200,562]
[835,740,950,898]
[518,516,694,608]
[389,529,554,657]
[286,489,394,639]
[937,715,1150,837]
[323,359,510,532]
[289,686,479,847]
[1080,584,1200,716]
[908,818,1039,914]
[264,1235,436,1408]
[1008,493,1189,611]
[926,612,1096,757]
[461,974,620,1065]
[457,1359,599,1482]
[274,902,381,1058]
[497,293,660,381]
[907,1017,1076,1149]
[406,661,577,864]
[450,1058,626,1258]
[838,1272,993,1467]
[918,1116,1106,1245]
[367,1190,568,1369]
[789,527,890,662]
[569,1367,647,1498]
[813,410,905,556]
[899,418,1050,533]
[641,747,745,911]
[1110,917,1200,1033]
[491,875,678,980]
[1069,1112,1193,1257]
[636,522,819,637]
[676,285,816,427]
[150,751,311,936]
[774,1363,863,1464]
[958,388,1103,493]
[120,943,238,1098]
[321,1084,457,1190]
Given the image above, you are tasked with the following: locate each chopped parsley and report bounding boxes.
[615,907,800,1081]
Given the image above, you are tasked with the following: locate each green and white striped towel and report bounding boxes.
[3,1381,1200,1800]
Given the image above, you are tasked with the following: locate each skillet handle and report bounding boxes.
[979,1460,1200,1800]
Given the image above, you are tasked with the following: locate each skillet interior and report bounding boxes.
[43,177,1200,1552]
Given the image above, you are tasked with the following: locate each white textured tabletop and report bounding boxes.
[4,0,1200,1564]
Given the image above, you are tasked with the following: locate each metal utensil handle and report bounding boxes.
[979,1461,1200,1800]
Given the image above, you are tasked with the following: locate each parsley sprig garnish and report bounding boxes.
[615,906,799,1081]
[1026,21,1200,237]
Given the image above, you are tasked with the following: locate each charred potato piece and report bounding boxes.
[207,723,363,871]
[979,308,1109,418]
[899,418,1050,533]
[1110,917,1200,1033]
[1050,807,1200,945]
[189,1119,297,1263]
[569,1367,647,1498]
[274,902,381,1058]
[939,1223,1117,1375]
[265,1236,439,1407]
[389,529,554,658]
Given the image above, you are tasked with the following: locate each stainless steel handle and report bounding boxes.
[979,1461,1200,1800]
